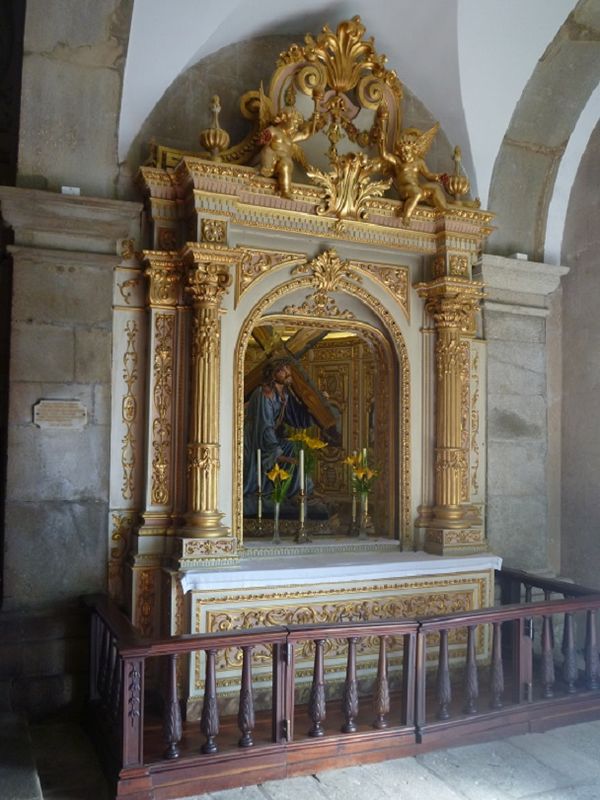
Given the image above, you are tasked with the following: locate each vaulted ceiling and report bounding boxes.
[118,0,600,262]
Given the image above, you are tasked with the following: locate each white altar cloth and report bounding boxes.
[180,550,502,593]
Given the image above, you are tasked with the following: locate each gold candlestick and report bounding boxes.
[294,490,311,544]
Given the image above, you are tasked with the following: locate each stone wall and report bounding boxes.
[17,0,133,198]
[0,187,140,711]
[477,255,567,572]
[561,120,600,589]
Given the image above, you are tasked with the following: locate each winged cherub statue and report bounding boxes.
[257,87,322,199]
[377,105,450,223]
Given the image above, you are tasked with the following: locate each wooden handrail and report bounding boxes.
[420,594,600,632]
[84,568,600,798]
[498,567,599,597]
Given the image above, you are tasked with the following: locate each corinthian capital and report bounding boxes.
[143,251,184,307]
[415,277,483,332]
[183,244,234,308]
[186,262,232,307]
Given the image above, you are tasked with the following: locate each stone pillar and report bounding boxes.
[475,255,568,572]
[417,261,485,555]
[181,247,232,539]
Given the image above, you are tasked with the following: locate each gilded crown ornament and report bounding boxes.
[199,95,231,161]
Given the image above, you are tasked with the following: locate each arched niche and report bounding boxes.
[233,265,411,547]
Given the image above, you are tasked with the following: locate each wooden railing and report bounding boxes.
[84,568,600,800]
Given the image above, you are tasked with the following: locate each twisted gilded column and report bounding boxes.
[416,273,485,555]
[182,247,232,538]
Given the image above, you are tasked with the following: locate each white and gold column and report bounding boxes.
[416,250,486,555]
[180,244,234,547]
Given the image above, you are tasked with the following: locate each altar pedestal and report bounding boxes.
[175,550,501,719]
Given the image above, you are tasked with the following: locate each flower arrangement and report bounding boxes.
[266,463,295,504]
[343,451,379,495]
[287,427,328,477]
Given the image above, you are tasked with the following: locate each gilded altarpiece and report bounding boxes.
[108,17,498,710]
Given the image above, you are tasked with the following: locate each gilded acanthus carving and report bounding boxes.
[108,512,136,605]
[236,249,305,302]
[435,448,468,472]
[121,320,139,500]
[471,351,481,495]
[136,569,156,637]
[352,261,409,319]
[450,254,469,277]
[151,314,174,506]
[283,249,358,319]
[187,443,220,476]
[145,256,182,307]
[190,311,220,360]
[186,261,232,307]
[181,538,237,558]
[206,590,471,670]
[117,276,142,305]
[307,151,391,221]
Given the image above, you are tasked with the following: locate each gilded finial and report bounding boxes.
[199,93,230,161]
[444,145,470,200]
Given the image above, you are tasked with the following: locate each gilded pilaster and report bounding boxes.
[416,274,486,555]
[140,252,184,533]
[181,245,233,540]
[109,241,147,607]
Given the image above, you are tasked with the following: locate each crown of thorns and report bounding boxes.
[262,358,292,382]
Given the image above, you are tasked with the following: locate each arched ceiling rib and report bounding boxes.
[487,0,600,260]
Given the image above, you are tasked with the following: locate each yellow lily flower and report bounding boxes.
[287,431,308,443]
[266,464,290,483]
[306,436,327,450]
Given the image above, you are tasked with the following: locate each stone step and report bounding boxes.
[0,712,43,800]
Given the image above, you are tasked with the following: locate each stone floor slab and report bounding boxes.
[261,775,329,800]
[363,757,466,800]
[416,739,570,800]
[508,729,600,782]
[521,783,600,800]
[0,712,43,800]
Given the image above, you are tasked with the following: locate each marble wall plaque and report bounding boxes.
[33,399,88,429]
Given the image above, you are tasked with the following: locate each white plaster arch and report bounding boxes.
[545,82,600,265]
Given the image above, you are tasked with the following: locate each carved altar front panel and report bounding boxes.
[186,565,495,718]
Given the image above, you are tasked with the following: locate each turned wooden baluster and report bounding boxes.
[436,629,452,720]
[464,625,479,714]
[585,609,599,690]
[308,639,326,737]
[490,621,504,709]
[164,654,182,759]
[341,637,359,733]
[110,650,122,720]
[373,635,390,729]
[104,639,117,710]
[562,612,578,694]
[544,591,555,649]
[97,627,111,701]
[200,649,219,754]
[541,615,555,698]
[238,646,255,747]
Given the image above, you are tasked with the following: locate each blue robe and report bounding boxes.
[243,385,313,515]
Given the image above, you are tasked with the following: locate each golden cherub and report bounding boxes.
[377,106,450,223]
[257,86,322,199]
